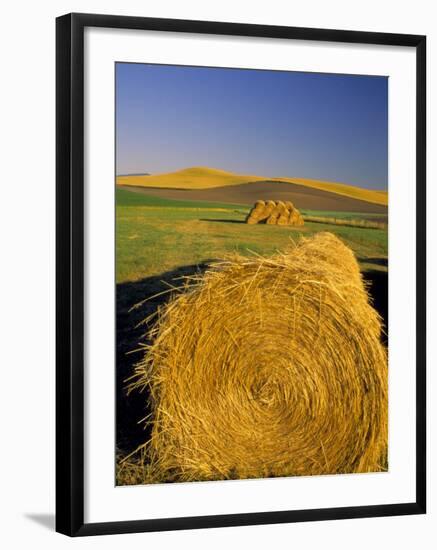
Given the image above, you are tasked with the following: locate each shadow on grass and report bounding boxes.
[360,257,388,268]
[362,269,388,344]
[117,263,211,454]
[117,262,388,456]
[199,218,246,224]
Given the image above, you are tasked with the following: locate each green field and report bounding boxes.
[116,188,388,284]
[300,209,387,222]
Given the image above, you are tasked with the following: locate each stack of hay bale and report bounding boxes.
[246,200,304,226]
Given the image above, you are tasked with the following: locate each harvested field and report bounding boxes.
[119,180,388,214]
[117,167,388,206]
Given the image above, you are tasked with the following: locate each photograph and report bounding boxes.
[1,1,431,545]
[115,62,389,486]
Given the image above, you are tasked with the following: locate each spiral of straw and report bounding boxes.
[128,232,387,483]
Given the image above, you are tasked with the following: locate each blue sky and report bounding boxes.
[116,63,388,190]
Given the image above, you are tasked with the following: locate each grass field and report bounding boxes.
[116,188,388,284]
[116,186,247,210]
[300,209,387,221]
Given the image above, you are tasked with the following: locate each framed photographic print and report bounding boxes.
[56,13,426,536]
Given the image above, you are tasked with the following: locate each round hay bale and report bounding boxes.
[246,200,278,224]
[246,200,266,224]
[266,203,281,224]
[289,207,305,226]
[276,201,290,225]
[263,200,276,217]
[131,232,388,482]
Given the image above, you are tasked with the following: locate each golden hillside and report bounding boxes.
[117,167,388,206]
[117,167,264,189]
[278,176,388,206]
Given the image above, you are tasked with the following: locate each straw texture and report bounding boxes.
[246,199,304,225]
[125,232,387,484]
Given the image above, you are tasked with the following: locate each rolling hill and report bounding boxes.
[120,181,387,214]
[116,166,388,207]
[117,167,263,190]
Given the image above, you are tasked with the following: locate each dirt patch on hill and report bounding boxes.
[120,180,388,214]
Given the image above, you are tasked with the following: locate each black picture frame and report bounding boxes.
[56,12,426,537]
